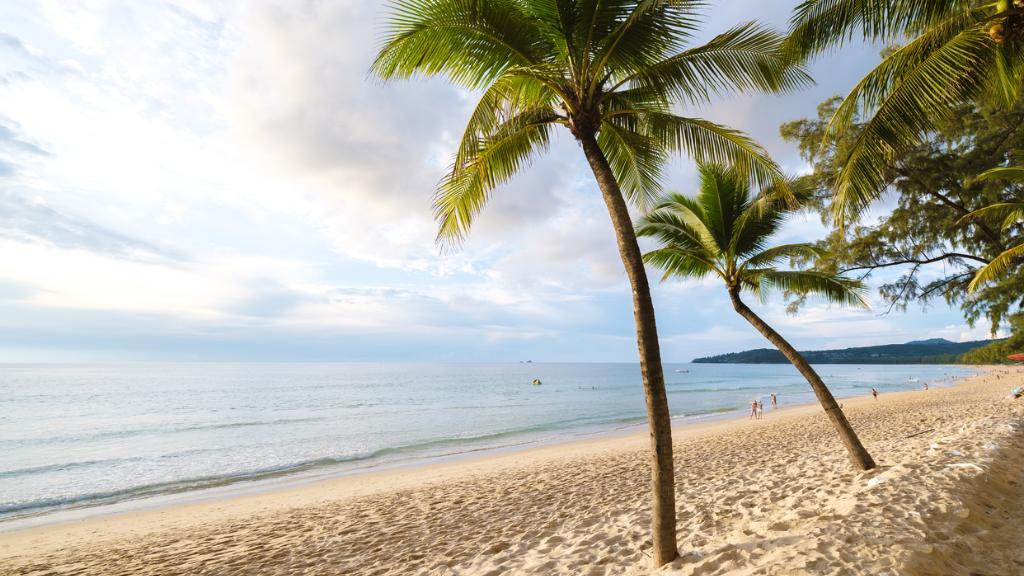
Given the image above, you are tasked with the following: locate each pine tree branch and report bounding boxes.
[841,252,990,275]
[894,166,1008,251]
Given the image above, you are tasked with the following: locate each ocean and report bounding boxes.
[0,362,976,531]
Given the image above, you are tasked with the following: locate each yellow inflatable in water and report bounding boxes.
[532,379,542,385]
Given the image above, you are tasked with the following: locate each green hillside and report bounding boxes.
[692,338,1000,364]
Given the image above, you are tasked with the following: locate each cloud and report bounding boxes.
[926,322,1009,342]
[0,116,52,177]
[0,30,87,81]
[226,0,463,263]
[0,190,177,261]
[0,121,51,158]
[0,0,998,361]
[225,0,643,288]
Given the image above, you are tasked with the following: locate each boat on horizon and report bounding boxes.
[676,369,688,373]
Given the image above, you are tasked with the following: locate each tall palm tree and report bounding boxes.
[787,0,1024,225]
[962,167,1024,291]
[372,0,810,564]
[636,164,876,470]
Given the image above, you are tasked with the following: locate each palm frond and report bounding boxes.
[728,196,788,259]
[960,202,1024,230]
[974,166,1024,183]
[598,115,668,211]
[504,64,579,109]
[372,0,546,89]
[636,193,723,258]
[787,0,969,58]
[742,243,825,269]
[643,112,785,191]
[517,0,577,64]
[587,0,700,89]
[694,163,747,254]
[966,167,1024,228]
[638,165,868,310]
[610,22,813,108]
[455,76,559,170]
[967,243,1024,293]
[434,110,555,246]
[641,247,723,281]
[756,270,871,308]
[825,14,992,224]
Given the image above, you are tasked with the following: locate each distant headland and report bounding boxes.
[692,338,1001,364]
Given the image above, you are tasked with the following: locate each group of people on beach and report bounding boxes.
[749,373,985,420]
[749,393,777,419]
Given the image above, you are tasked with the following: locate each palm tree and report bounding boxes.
[787,0,1024,225]
[636,164,876,470]
[372,0,810,564]
[962,167,1024,291]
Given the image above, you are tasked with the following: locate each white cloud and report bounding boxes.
[926,323,1009,343]
[0,0,1001,361]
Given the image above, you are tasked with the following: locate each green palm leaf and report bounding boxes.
[742,243,826,269]
[598,116,668,210]
[974,166,1024,182]
[787,0,1024,225]
[961,202,1024,229]
[455,78,559,170]
[788,0,969,58]
[636,164,868,309]
[759,270,870,308]
[643,112,785,192]
[373,0,547,89]
[825,14,992,224]
[614,22,813,107]
[637,194,723,256]
[962,167,1024,229]
[435,109,556,245]
[642,247,723,280]
[968,242,1024,292]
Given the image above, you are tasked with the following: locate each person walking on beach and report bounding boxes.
[770,393,777,409]
[757,401,763,419]
[871,388,878,401]
[923,382,928,391]
[750,401,757,419]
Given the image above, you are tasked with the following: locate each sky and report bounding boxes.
[0,0,1006,362]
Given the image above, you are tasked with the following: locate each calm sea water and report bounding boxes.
[0,362,976,529]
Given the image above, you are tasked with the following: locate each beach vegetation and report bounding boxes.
[786,0,1024,226]
[636,164,877,470]
[371,0,809,565]
[958,312,1024,363]
[961,167,1024,293]
[780,96,1024,336]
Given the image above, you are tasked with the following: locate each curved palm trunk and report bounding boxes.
[578,134,678,566]
[727,287,876,471]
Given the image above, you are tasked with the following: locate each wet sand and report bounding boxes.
[2,367,1023,575]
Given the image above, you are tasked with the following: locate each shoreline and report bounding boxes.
[3,365,1021,575]
[0,365,978,535]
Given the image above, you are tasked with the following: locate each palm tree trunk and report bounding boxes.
[578,134,678,566]
[727,286,876,471]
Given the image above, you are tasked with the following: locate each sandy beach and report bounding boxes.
[2,367,1023,575]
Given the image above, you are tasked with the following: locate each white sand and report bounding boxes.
[2,367,1023,575]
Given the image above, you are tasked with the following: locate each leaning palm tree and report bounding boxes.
[372,0,810,564]
[636,164,876,470]
[787,0,1024,225]
[961,167,1024,292]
